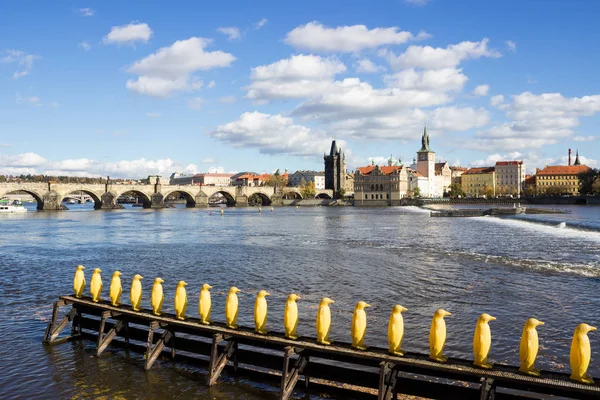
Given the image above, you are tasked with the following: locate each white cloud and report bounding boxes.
[354,58,385,74]
[201,158,216,164]
[505,40,517,52]
[384,68,468,93]
[284,21,429,53]
[368,155,402,165]
[475,91,600,150]
[16,93,42,106]
[0,152,47,167]
[404,0,431,5]
[385,38,501,70]
[126,37,235,97]
[210,111,347,156]
[217,27,241,41]
[208,80,216,88]
[188,97,204,110]
[246,54,346,102]
[103,22,153,45]
[79,41,91,51]
[146,112,161,117]
[490,94,505,107]
[1,49,39,79]
[574,135,596,142]
[218,96,236,103]
[79,8,95,17]
[472,84,490,97]
[254,18,268,30]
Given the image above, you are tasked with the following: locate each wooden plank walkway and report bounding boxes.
[43,295,600,400]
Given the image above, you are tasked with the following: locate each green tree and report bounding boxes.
[337,187,346,199]
[524,186,535,197]
[483,185,494,198]
[447,183,464,197]
[592,177,600,194]
[578,169,600,195]
[265,169,286,188]
[0,175,5,182]
[413,187,421,198]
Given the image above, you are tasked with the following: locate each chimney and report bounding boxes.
[568,148,572,166]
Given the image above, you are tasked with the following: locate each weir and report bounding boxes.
[44,295,600,400]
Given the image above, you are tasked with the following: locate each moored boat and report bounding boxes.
[0,199,27,213]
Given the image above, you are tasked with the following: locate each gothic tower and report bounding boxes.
[416,126,435,178]
[324,140,346,198]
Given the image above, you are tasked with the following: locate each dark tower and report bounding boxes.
[324,140,346,198]
[574,150,581,166]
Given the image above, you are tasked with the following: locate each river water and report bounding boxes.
[1,203,599,399]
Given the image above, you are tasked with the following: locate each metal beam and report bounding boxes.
[144,322,173,370]
[96,311,125,356]
[480,377,496,400]
[280,347,308,400]
[207,334,237,386]
[378,362,399,400]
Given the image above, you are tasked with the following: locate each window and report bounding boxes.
[371,184,374,191]
[371,194,374,199]
[365,194,368,199]
[386,194,389,199]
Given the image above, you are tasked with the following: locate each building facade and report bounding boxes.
[461,167,496,197]
[324,140,346,198]
[535,165,590,195]
[169,173,233,186]
[288,170,325,190]
[495,161,526,196]
[354,165,409,205]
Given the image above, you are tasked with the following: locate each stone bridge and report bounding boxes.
[0,182,333,210]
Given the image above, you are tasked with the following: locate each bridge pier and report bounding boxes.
[150,193,164,209]
[235,195,248,207]
[100,192,117,209]
[271,194,283,206]
[41,191,62,211]
[194,193,208,208]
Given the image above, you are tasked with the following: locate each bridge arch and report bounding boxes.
[162,189,198,208]
[116,190,152,208]
[209,190,236,207]
[2,189,44,210]
[282,191,302,200]
[248,192,272,206]
[59,190,102,210]
[315,192,332,199]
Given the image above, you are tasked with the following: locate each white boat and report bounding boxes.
[0,199,27,213]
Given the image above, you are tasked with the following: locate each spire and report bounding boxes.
[419,124,431,152]
[388,154,393,166]
[574,150,581,166]
[329,140,338,156]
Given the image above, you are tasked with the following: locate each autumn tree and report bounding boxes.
[300,179,316,198]
[447,183,464,197]
[483,185,495,198]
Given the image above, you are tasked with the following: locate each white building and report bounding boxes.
[408,127,452,198]
[169,172,233,186]
[494,161,526,196]
[288,170,325,190]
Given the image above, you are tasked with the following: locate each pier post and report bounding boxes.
[280,347,308,400]
[207,334,237,386]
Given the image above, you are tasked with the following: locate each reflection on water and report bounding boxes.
[0,204,599,398]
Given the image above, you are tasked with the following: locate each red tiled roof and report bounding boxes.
[434,162,448,174]
[463,167,495,175]
[357,165,403,175]
[495,161,523,166]
[537,165,590,176]
[237,173,255,180]
[450,166,468,172]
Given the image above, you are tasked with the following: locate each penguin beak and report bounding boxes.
[208,285,213,289]
[265,292,270,296]
[401,307,408,312]
[365,303,371,308]
[235,288,241,293]
[445,311,452,317]
[296,295,301,300]
[183,282,188,286]
[590,326,598,332]
[490,316,497,321]
[98,269,102,273]
[537,321,545,326]
[81,266,85,270]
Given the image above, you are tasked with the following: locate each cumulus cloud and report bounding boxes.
[472,84,490,97]
[208,80,216,88]
[79,41,91,51]
[384,68,468,93]
[284,21,429,53]
[246,54,346,102]
[490,94,505,107]
[210,111,347,157]
[1,49,39,79]
[384,38,501,70]
[474,91,600,151]
[254,18,268,30]
[0,152,196,178]
[505,40,517,52]
[573,135,596,142]
[217,27,241,41]
[354,58,385,73]
[103,22,153,45]
[126,37,235,97]
[79,8,95,17]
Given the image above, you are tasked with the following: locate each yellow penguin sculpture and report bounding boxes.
[316,297,334,345]
[352,301,371,350]
[388,305,408,356]
[174,281,188,320]
[570,323,597,384]
[90,268,103,303]
[284,294,301,339]
[429,309,452,362]
[73,265,86,298]
[473,313,497,369]
[199,283,213,324]
[519,318,545,376]
[225,287,241,328]
[254,290,270,334]
[109,271,123,306]
[130,274,143,311]
[151,278,165,316]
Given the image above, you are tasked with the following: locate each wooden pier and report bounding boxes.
[44,295,600,400]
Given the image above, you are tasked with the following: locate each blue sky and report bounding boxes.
[1,0,599,178]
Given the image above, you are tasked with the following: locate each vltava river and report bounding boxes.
[1,204,599,399]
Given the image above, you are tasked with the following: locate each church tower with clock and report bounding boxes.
[416,125,435,178]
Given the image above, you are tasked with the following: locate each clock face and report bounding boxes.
[419,154,426,161]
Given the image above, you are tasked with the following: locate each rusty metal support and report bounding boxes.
[480,377,496,400]
[378,361,399,400]
[144,322,172,370]
[96,311,125,356]
[280,346,308,400]
[207,334,237,386]
[43,300,79,344]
